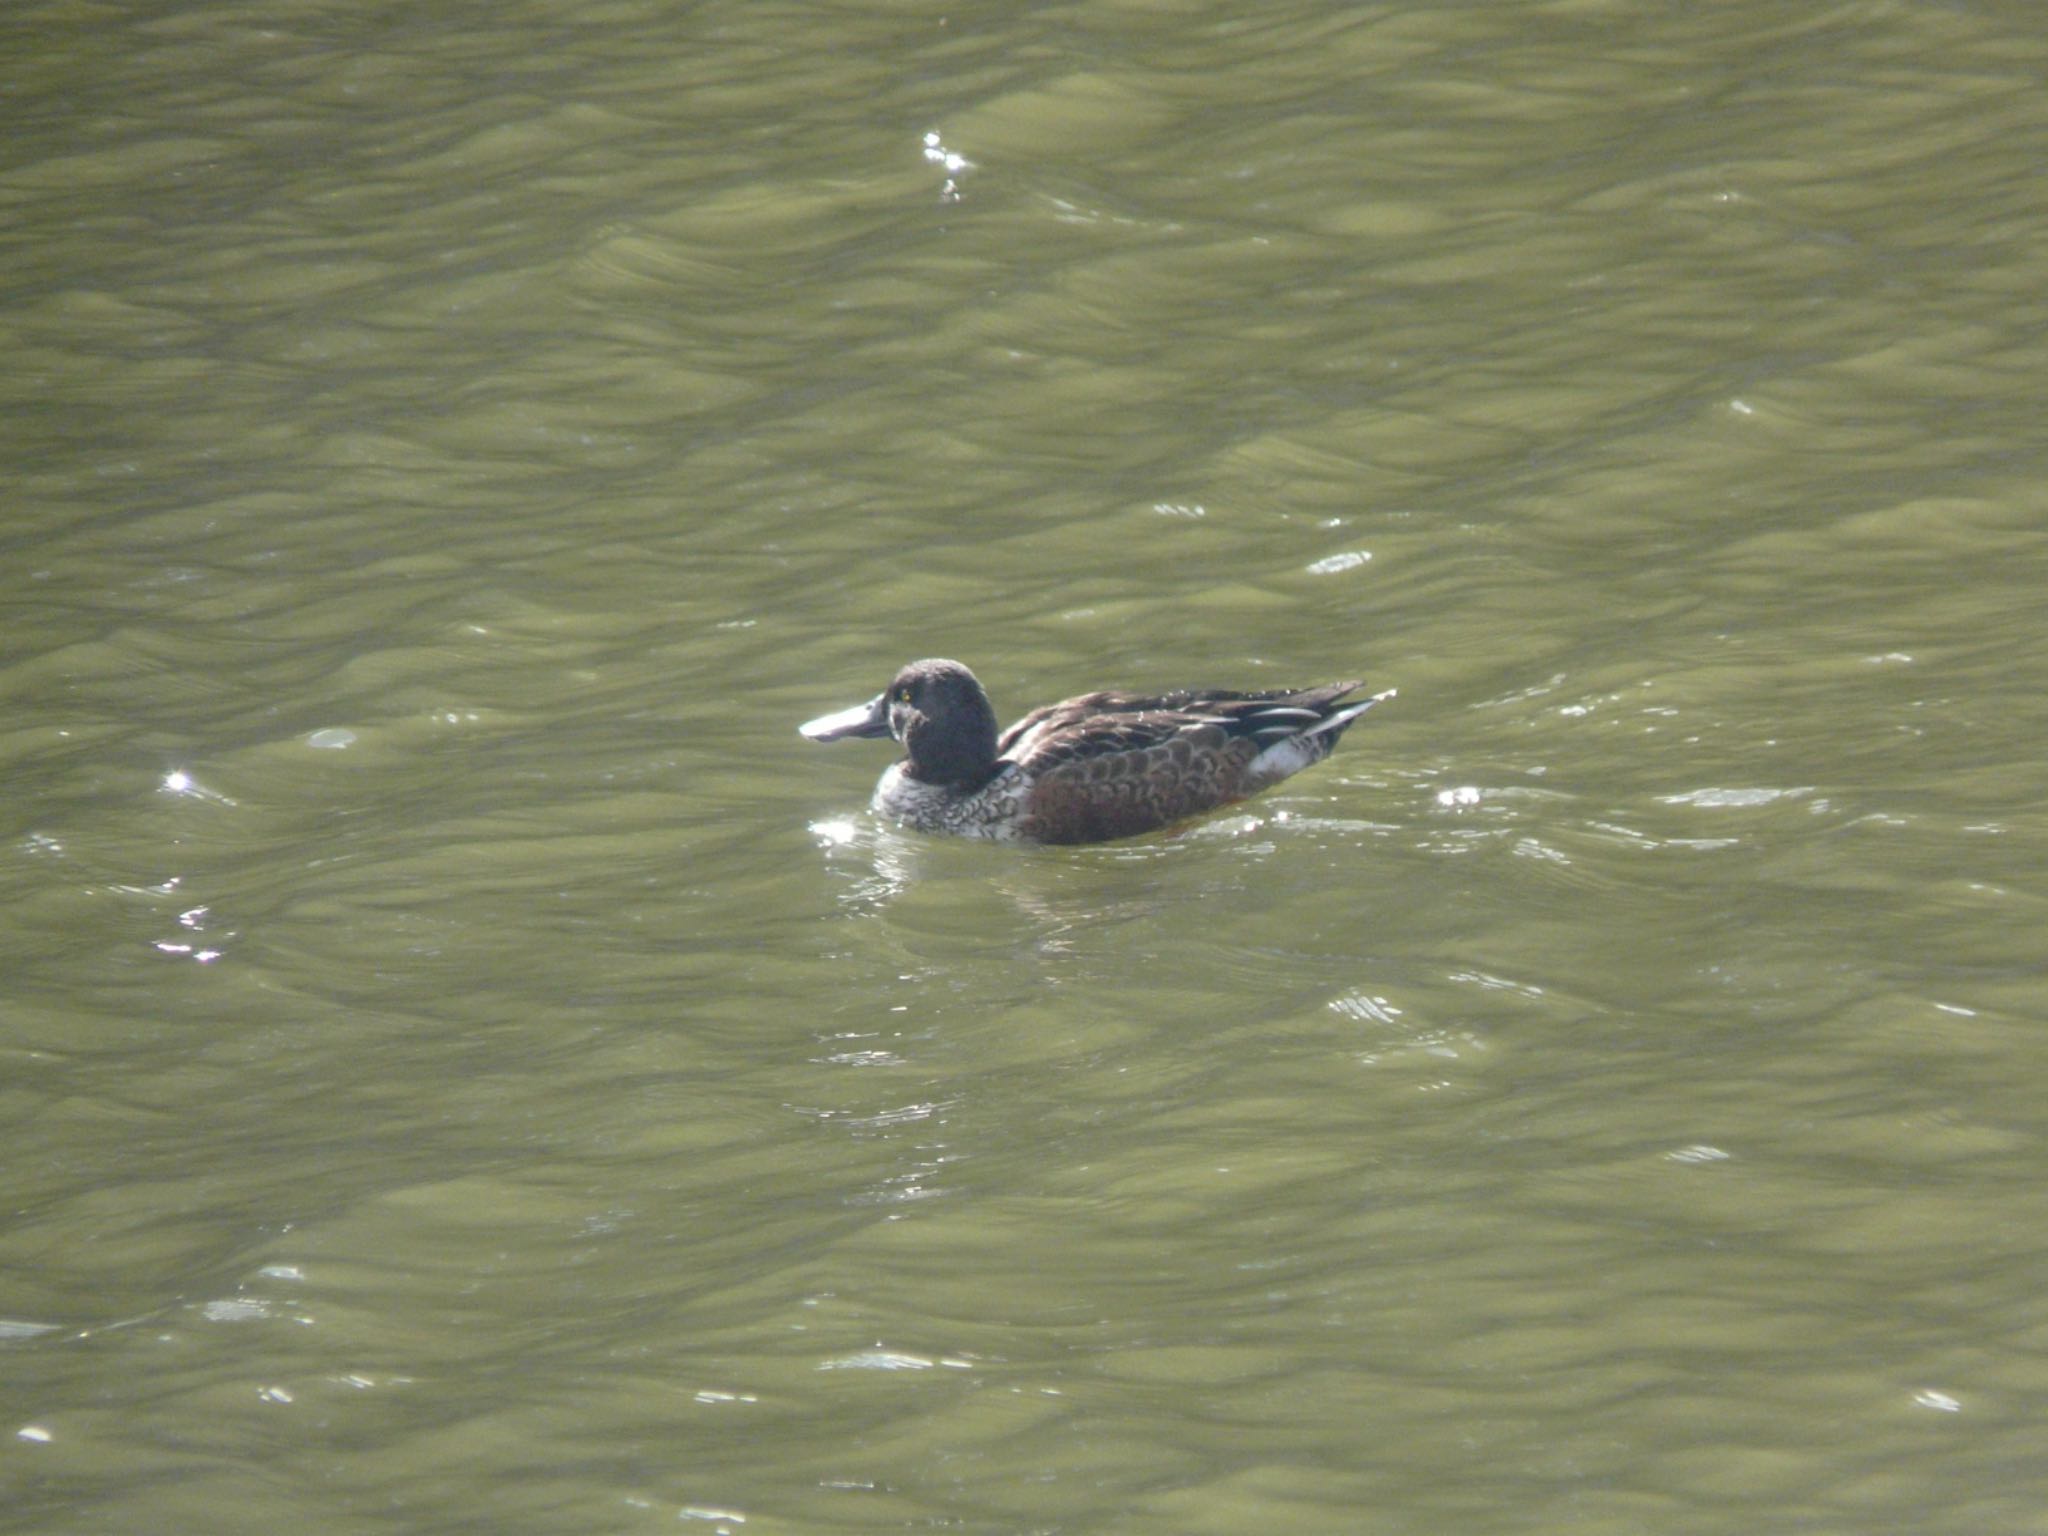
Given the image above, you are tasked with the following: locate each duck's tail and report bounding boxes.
[1243,686,1395,787]
[1303,686,1397,741]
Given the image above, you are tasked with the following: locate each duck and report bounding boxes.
[799,658,1393,844]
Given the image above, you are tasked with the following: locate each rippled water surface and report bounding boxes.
[5,1,2047,1532]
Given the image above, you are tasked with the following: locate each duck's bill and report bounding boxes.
[798,693,891,741]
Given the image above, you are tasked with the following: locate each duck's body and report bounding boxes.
[799,659,1392,844]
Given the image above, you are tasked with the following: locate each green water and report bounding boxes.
[4,2,2046,1532]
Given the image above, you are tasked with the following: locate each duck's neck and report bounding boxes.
[903,706,999,788]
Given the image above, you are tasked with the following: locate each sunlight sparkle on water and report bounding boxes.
[160,769,236,805]
[1659,786,1811,808]
[810,818,859,846]
[921,130,970,174]
[922,130,971,201]
[1307,549,1372,575]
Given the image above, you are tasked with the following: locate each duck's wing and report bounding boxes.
[998,706,1198,775]
[996,692,1162,764]
[996,681,1369,772]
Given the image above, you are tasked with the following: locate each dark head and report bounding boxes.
[798,658,1001,787]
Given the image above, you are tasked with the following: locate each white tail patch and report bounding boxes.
[1246,688,1396,786]
[1303,687,1396,739]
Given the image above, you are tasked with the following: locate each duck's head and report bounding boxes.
[799,658,999,786]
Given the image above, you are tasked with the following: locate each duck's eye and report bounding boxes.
[894,686,913,703]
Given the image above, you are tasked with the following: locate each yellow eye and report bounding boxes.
[895,687,913,702]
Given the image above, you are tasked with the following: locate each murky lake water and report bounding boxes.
[5,2,2046,1532]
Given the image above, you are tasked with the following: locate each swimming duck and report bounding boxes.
[799,658,1393,844]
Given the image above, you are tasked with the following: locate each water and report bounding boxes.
[5,1,2047,1532]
